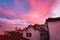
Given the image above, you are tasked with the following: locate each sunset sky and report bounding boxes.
[0,0,60,34]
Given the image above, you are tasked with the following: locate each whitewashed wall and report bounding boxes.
[48,21,60,40]
[23,27,40,40]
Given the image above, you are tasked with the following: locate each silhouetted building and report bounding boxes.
[0,27,29,40]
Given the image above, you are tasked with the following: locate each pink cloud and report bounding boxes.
[14,0,21,6]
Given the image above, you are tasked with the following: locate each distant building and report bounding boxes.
[0,35,29,40]
[0,26,4,35]
[0,27,29,40]
[46,17,60,40]
[0,24,49,40]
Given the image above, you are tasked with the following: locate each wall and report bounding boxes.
[23,27,40,40]
[48,21,60,40]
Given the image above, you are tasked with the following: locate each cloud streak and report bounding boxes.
[0,0,58,33]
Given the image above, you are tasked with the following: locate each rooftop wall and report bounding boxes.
[48,21,60,40]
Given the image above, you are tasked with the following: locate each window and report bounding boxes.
[26,33,32,37]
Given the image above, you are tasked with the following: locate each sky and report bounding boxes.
[0,0,60,34]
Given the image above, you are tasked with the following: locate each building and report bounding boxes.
[46,17,60,40]
[0,35,29,40]
[0,28,29,40]
[0,26,4,35]
[0,24,49,40]
[39,24,49,40]
[23,24,40,40]
[23,24,49,40]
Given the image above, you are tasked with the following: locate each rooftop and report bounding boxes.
[46,17,60,22]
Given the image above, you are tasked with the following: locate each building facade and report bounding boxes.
[23,24,40,40]
[46,17,60,40]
